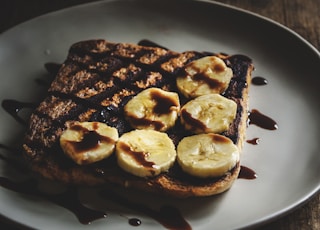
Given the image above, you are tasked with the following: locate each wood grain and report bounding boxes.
[214,0,320,50]
[0,0,319,229]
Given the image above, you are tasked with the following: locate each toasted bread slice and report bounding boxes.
[23,39,253,198]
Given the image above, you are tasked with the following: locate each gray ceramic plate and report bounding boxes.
[0,0,319,229]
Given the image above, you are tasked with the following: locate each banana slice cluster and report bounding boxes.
[59,56,240,179]
[174,56,239,177]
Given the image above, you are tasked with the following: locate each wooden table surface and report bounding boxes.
[0,0,319,229]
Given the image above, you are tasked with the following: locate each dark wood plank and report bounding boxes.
[214,0,320,50]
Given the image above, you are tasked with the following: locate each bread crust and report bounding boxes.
[23,40,253,198]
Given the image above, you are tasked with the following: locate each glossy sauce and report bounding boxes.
[249,109,278,130]
[193,72,222,89]
[0,177,107,224]
[0,144,28,173]
[68,124,115,153]
[128,115,165,130]
[252,76,268,86]
[117,142,155,168]
[128,218,142,226]
[35,62,61,86]
[44,62,62,75]
[212,134,230,143]
[151,90,179,114]
[238,166,257,180]
[183,61,226,90]
[127,90,178,130]
[246,138,260,145]
[100,190,191,230]
[1,99,35,125]
[180,109,206,131]
[137,39,168,50]
[0,144,191,229]
[35,78,50,87]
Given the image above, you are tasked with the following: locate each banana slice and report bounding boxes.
[116,129,176,177]
[180,94,237,134]
[177,133,239,178]
[124,88,180,131]
[60,121,119,165]
[177,56,233,98]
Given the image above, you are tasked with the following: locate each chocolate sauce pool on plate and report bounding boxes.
[249,109,278,130]
[0,177,107,225]
[100,190,191,230]
[137,39,169,50]
[0,143,191,229]
[251,76,268,86]
[1,100,35,125]
[246,137,260,145]
[129,218,142,226]
[44,62,62,75]
[238,166,257,180]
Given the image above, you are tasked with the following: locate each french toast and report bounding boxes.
[23,39,253,198]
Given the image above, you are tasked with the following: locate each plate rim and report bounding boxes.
[0,0,319,229]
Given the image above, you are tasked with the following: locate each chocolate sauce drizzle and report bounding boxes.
[100,189,191,230]
[137,39,169,50]
[242,75,276,178]
[0,177,107,225]
[129,218,142,226]
[0,144,107,224]
[251,76,268,86]
[246,137,260,145]
[0,146,28,173]
[238,166,257,180]
[249,109,278,130]
[1,99,35,125]
[44,62,62,75]
[67,124,116,154]
[117,142,156,168]
[0,144,191,229]
[35,78,51,87]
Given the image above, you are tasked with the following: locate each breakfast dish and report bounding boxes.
[23,39,253,197]
[0,0,319,229]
